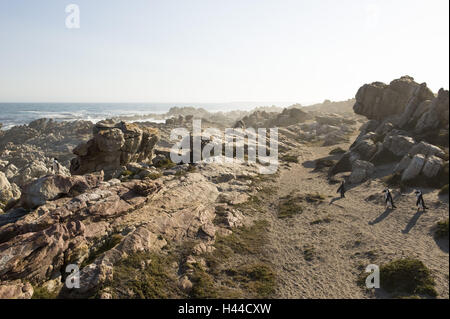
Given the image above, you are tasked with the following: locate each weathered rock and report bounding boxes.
[0,172,12,203]
[415,88,449,134]
[409,141,446,159]
[351,139,378,160]
[20,173,104,209]
[422,155,444,178]
[354,76,434,121]
[382,135,416,157]
[132,180,162,197]
[70,120,159,179]
[394,155,413,174]
[401,154,426,181]
[349,160,375,184]
[0,280,33,299]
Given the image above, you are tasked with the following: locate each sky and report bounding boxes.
[0,0,448,104]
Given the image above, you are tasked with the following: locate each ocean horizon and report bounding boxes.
[0,101,297,130]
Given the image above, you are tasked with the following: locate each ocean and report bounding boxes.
[0,102,293,130]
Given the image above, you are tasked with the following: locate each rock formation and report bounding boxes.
[331,76,449,187]
[70,120,159,179]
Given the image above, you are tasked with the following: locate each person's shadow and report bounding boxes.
[369,208,393,225]
[402,210,425,234]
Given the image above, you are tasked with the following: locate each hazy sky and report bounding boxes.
[0,0,448,104]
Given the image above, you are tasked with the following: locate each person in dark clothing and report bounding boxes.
[382,188,396,209]
[337,181,346,198]
[415,190,427,211]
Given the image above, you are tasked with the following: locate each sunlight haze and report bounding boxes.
[0,0,448,104]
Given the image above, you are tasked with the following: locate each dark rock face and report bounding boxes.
[330,76,449,186]
[353,76,435,122]
[70,120,159,179]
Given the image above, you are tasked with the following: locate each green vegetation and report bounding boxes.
[196,220,276,299]
[435,219,449,239]
[111,252,184,299]
[154,158,176,169]
[228,263,276,298]
[121,170,133,177]
[189,263,218,299]
[146,172,162,180]
[213,220,270,257]
[379,258,437,298]
[280,155,299,163]
[81,234,123,268]
[31,286,58,299]
[278,195,304,219]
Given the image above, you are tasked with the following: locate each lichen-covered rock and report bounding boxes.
[70,120,159,179]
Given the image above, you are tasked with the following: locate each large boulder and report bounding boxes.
[353,76,433,121]
[401,154,426,182]
[409,141,446,159]
[415,89,449,134]
[349,160,375,184]
[422,155,444,179]
[19,173,104,209]
[70,120,159,179]
[382,135,416,157]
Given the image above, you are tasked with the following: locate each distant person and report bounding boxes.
[52,158,61,175]
[337,181,346,198]
[415,190,427,211]
[382,188,396,209]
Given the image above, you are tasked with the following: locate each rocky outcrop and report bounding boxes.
[401,154,426,182]
[0,280,33,299]
[0,157,261,298]
[19,173,104,209]
[349,160,375,184]
[236,107,312,129]
[353,76,435,121]
[70,120,159,179]
[330,76,449,189]
[0,172,21,211]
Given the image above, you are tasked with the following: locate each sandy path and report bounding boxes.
[265,140,449,299]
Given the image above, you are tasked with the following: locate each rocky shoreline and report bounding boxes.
[0,77,448,299]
